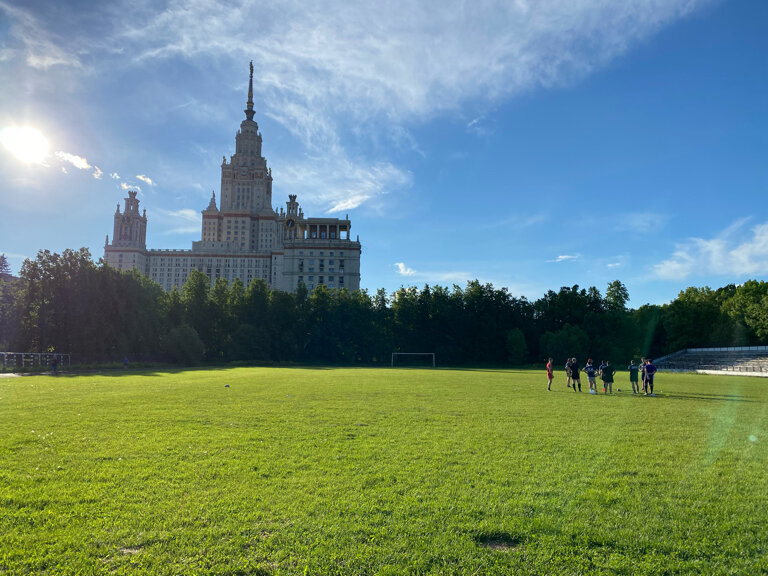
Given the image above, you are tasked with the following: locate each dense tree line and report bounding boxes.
[1,249,767,365]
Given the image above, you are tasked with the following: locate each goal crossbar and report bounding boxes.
[391,352,436,368]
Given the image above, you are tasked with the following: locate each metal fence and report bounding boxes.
[0,352,71,372]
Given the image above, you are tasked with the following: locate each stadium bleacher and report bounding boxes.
[654,347,768,376]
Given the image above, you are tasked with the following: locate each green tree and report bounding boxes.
[606,280,629,312]
[506,328,528,365]
[0,253,11,277]
[540,324,590,364]
[722,280,768,342]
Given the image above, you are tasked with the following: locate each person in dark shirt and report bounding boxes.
[644,359,657,396]
[628,360,639,393]
[601,361,616,394]
[569,358,581,392]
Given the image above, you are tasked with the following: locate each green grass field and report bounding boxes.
[1,368,766,575]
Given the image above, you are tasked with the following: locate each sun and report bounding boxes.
[0,126,50,164]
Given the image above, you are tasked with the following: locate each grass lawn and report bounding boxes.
[1,367,766,575]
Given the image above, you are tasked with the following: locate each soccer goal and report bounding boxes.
[391,352,436,368]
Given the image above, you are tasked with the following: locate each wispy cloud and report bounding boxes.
[615,211,669,234]
[120,182,141,192]
[277,152,412,214]
[0,1,83,70]
[480,211,549,231]
[155,208,202,235]
[136,174,154,186]
[110,172,120,179]
[548,254,580,263]
[654,219,768,280]
[55,151,90,170]
[117,1,707,121]
[54,150,103,179]
[100,0,709,212]
[394,261,470,284]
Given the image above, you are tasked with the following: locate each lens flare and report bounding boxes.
[0,126,50,164]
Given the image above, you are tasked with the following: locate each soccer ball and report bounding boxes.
[617,388,621,392]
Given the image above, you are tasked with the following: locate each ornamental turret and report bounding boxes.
[111,190,147,249]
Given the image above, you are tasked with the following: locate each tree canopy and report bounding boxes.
[1,250,765,366]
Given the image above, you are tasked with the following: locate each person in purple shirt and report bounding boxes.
[644,359,657,396]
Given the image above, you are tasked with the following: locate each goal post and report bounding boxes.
[391,352,436,368]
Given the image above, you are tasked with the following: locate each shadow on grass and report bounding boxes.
[657,391,755,403]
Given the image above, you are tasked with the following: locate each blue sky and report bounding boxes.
[0,0,766,307]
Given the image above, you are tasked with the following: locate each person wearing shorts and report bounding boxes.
[628,360,639,393]
[583,359,597,391]
[565,359,572,388]
[546,358,554,391]
[569,358,581,392]
[645,359,657,395]
[640,357,648,394]
[601,361,615,394]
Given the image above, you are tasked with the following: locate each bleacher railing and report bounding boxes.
[1,352,70,372]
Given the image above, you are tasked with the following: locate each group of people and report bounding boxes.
[545,357,657,396]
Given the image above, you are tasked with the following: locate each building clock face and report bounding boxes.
[285,218,295,229]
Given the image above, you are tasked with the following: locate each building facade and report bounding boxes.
[104,63,361,293]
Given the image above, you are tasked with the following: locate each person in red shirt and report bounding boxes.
[546,358,554,391]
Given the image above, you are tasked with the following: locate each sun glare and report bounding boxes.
[0,126,50,164]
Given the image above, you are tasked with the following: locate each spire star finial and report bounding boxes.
[245,60,255,121]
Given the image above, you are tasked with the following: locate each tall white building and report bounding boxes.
[104,63,361,293]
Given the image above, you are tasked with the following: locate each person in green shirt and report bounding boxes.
[601,360,616,394]
[628,360,639,393]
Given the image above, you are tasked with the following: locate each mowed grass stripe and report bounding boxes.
[1,368,766,575]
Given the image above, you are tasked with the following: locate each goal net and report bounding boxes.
[391,352,436,368]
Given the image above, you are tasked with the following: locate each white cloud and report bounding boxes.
[548,254,579,263]
[277,152,412,214]
[92,166,103,179]
[55,151,91,170]
[393,261,471,284]
[136,174,154,186]
[99,0,709,212]
[155,208,202,235]
[615,211,669,234]
[0,1,83,70]
[120,182,141,192]
[117,0,708,123]
[110,172,121,179]
[0,1,715,215]
[654,219,768,280]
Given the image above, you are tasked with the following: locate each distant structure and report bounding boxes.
[104,62,361,293]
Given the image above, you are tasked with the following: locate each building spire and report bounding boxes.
[244,60,255,121]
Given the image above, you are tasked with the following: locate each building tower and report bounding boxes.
[104,190,149,273]
[105,61,361,293]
